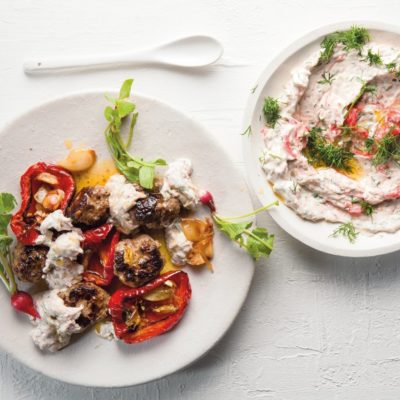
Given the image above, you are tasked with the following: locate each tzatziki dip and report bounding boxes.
[260,26,400,240]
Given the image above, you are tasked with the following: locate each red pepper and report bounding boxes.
[10,162,75,245]
[109,271,191,344]
[83,228,119,286]
[82,223,113,248]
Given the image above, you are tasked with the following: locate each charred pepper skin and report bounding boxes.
[10,162,75,245]
[83,228,119,287]
[109,270,191,344]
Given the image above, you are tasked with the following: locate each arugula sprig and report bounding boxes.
[331,222,359,243]
[263,97,280,128]
[319,26,370,64]
[104,79,167,189]
[213,201,278,260]
[0,193,17,294]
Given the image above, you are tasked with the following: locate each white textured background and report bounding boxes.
[1,1,400,399]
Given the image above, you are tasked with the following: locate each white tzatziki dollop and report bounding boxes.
[165,222,192,266]
[105,174,146,234]
[161,158,199,209]
[30,290,83,352]
[36,211,84,289]
[95,321,117,341]
[261,37,400,234]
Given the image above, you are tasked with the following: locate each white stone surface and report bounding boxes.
[1,0,400,398]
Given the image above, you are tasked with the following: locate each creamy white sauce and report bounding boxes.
[95,321,116,341]
[165,222,192,265]
[30,290,83,352]
[262,41,400,234]
[161,158,199,209]
[36,211,84,289]
[105,174,146,234]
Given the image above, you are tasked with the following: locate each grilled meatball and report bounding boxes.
[12,243,47,283]
[114,235,164,287]
[68,186,109,227]
[59,282,110,329]
[130,194,181,229]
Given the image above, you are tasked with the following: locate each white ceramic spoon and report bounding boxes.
[23,35,223,74]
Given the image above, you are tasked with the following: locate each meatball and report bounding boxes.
[12,243,47,283]
[59,282,110,329]
[68,186,109,227]
[114,235,164,287]
[131,194,181,229]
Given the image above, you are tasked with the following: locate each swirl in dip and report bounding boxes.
[261,27,400,234]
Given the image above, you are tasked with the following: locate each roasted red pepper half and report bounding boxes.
[10,162,75,245]
[109,270,191,344]
[82,223,113,248]
[83,227,119,286]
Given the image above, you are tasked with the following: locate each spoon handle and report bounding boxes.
[24,51,153,74]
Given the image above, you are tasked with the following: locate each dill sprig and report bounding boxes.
[344,81,376,119]
[363,49,383,66]
[318,71,336,85]
[263,97,280,128]
[319,26,370,64]
[351,198,374,216]
[372,128,400,166]
[331,222,359,243]
[241,125,252,136]
[305,127,354,171]
[386,62,397,72]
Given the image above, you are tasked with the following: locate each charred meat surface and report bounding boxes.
[131,194,181,229]
[68,186,109,227]
[12,243,47,283]
[59,282,110,329]
[114,235,164,287]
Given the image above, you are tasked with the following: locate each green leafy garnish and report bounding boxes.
[213,201,278,260]
[319,26,370,64]
[0,193,17,294]
[241,125,252,137]
[263,97,280,128]
[344,80,376,120]
[362,49,383,66]
[365,137,374,152]
[372,128,400,166]
[104,79,167,189]
[386,62,397,72]
[251,85,258,94]
[305,127,354,171]
[318,71,336,85]
[331,222,359,243]
[352,198,374,216]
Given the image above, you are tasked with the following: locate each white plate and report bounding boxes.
[0,91,254,387]
[243,21,400,257]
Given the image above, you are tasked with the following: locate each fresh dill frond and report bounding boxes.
[365,137,375,152]
[344,81,376,119]
[318,71,336,85]
[386,61,397,72]
[331,222,359,243]
[372,128,400,166]
[241,125,252,136]
[319,26,370,63]
[305,127,354,171]
[363,49,383,66]
[263,97,280,128]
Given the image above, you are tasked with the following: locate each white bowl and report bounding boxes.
[0,91,255,387]
[242,21,400,257]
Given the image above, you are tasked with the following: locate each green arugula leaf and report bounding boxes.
[104,79,167,189]
[0,193,16,215]
[119,79,133,99]
[213,201,278,260]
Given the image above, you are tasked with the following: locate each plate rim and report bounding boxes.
[242,20,400,258]
[0,89,255,387]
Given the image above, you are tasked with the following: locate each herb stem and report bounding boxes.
[215,200,279,221]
